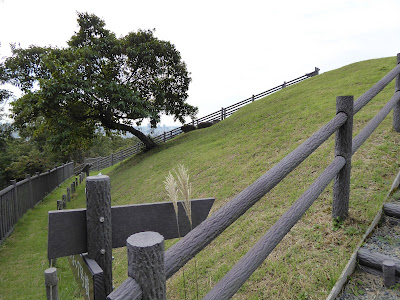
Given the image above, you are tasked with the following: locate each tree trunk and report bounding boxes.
[99,118,157,151]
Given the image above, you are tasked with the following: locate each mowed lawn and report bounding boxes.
[0,56,399,299]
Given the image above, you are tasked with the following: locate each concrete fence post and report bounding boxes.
[45,267,59,300]
[252,95,255,102]
[127,231,166,299]
[86,175,113,295]
[332,96,354,220]
[393,53,400,132]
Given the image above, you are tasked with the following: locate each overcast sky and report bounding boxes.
[1,0,400,125]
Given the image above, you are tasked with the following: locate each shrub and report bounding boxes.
[181,124,197,133]
[197,121,214,129]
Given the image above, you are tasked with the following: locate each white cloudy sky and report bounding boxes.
[1,0,400,125]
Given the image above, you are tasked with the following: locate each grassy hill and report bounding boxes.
[0,56,399,299]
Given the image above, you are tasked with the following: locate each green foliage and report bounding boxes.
[1,12,197,156]
[1,57,399,299]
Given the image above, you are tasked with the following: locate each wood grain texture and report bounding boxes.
[44,267,59,300]
[127,232,166,300]
[107,278,142,300]
[332,96,353,220]
[394,53,400,132]
[383,203,400,218]
[86,175,113,296]
[47,198,214,259]
[357,248,400,276]
[352,91,400,154]
[164,114,346,279]
[353,62,400,114]
[203,156,345,300]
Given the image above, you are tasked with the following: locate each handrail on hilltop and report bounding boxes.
[107,56,400,299]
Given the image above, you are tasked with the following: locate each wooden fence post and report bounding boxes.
[332,96,354,220]
[383,259,396,287]
[10,179,18,221]
[86,175,113,295]
[127,231,166,300]
[62,195,66,209]
[44,267,59,300]
[67,187,71,202]
[393,53,400,132]
[26,174,33,207]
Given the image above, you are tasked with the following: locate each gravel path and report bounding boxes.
[336,198,400,300]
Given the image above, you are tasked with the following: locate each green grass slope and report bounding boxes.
[1,56,399,299]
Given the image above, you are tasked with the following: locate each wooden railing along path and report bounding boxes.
[105,55,400,299]
[0,162,74,245]
[80,68,320,172]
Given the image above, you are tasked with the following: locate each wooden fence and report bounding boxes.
[81,68,320,172]
[0,162,74,245]
[105,56,400,299]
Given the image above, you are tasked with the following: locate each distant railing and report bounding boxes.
[106,56,400,299]
[0,162,74,245]
[83,68,320,172]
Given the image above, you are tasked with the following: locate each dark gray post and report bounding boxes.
[86,175,113,295]
[67,187,70,202]
[282,81,286,88]
[383,260,396,287]
[393,53,400,132]
[127,232,166,300]
[111,153,114,166]
[10,179,18,220]
[332,96,354,220]
[221,107,224,120]
[75,177,78,187]
[71,182,75,194]
[44,267,59,300]
[62,195,66,209]
[26,174,33,207]
[252,95,255,102]
[57,200,62,210]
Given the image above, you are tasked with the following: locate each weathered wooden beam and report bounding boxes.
[47,198,214,259]
[357,248,400,276]
[383,203,400,218]
[127,232,166,299]
[44,267,59,300]
[332,96,353,220]
[107,278,142,300]
[86,175,113,295]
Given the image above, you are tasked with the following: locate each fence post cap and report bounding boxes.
[86,174,110,182]
[127,231,164,247]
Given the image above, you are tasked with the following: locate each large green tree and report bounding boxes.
[0,12,197,154]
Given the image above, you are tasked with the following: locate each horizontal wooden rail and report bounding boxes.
[108,60,400,299]
[203,156,346,299]
[352,91,400,154]
[354,63,400,114]
[164,112,347,278]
